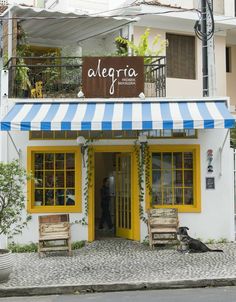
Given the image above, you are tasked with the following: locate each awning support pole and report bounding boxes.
[7,132,22,161]
[219,129,230,176]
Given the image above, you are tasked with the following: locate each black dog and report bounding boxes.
[177,227,223,253]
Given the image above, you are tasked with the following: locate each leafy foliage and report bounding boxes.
[115,28,168,63]
[8,242,37,253]
[71,240,86,250]
[0,160,31,238]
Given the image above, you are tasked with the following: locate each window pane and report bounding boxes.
[163,170,172,187]
[174,170,182,187]
[152,153,161,169]
[35,153,43,170]
[184,170,193,186]
[152,170,161,186]
[56,171,64,187]
[152,192,162,205]
[184,152,193,169]
[66,171,75,187]
[66,189,75,205]
[163,188,172,205]
[45,171,54,187]
[35,171,43,188]
[45,189,54,205]
[35,189,43,206]
[56,189,65,206]
[55,153,64,170]
[31,131,43,139]
[173,152,182,169]
[66,131,78,139]
[163,130,172,137]
[174,188,183,205]
[43,131,54,139]
[45,153,54,169]
[54,131,66,139]
[163,153,172,169]
[66,153,75,169]
[184,188,193,205]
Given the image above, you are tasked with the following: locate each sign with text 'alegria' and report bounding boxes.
[82,56,144,98]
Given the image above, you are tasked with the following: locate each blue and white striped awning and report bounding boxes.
[0,100,235,131]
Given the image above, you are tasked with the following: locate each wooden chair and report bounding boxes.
[147,208,179,248]
[38,214,72,257]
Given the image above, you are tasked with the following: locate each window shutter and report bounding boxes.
[166,34,196,79]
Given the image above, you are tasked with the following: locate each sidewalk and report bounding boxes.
[1,239,236,297]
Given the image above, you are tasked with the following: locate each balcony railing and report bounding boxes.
[6,56,166,98]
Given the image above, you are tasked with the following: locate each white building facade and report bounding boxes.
[0,1,236,246]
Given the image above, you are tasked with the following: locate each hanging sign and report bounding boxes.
[82,56,144,98]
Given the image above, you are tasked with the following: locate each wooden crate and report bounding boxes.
[38,214,72,257]
[148,208,179,248]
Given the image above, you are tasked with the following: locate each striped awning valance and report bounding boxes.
[0,100,234,131]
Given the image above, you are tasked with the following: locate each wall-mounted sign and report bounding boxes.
[206,177,215,190]
[82,56,144,98]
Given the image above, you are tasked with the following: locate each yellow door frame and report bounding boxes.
[88,145,140,242]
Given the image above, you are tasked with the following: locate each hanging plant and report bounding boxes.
[134,142,148,224]
[80,143,94,225]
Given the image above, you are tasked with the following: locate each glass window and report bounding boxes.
[151,150,195,208]
[30,148,80,212]
[30,129,197,140]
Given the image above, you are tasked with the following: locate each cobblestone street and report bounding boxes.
[0,239,236,289]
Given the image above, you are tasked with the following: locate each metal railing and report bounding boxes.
[6,56,166,98]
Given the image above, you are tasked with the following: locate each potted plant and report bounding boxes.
[115,28,168,96]
[0,160,31,282]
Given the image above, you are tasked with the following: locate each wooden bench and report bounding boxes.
[38,214,72,257]
[148,208,179,248]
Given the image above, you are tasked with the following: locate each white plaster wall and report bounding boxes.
[80,31,119,56]
[6,126,234,244]
[225,0,235,17]
[140,129,234,242]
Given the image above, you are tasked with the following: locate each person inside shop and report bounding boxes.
[99,177,113,230]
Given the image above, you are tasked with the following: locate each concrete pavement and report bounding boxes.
[0,239,236,297]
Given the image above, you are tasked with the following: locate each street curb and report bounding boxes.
[1,278,236,297]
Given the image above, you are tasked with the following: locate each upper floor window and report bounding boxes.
[166,33,196,79]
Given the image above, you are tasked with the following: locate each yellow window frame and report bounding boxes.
[146,145,201,213]
[27,146,82,213]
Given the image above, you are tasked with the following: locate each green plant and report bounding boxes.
[115,28,168,63]
[0,160,31,241]
[15,58,31,93]
[205,239,215,244]
[71,240,86,250]
[216,238,228,244]
[8,242,37,253]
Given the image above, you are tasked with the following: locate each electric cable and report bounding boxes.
[194,0,215,41]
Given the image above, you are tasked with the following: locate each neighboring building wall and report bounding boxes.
[227,45,236,107]
[45,0,109,13]
[134,26,226,98]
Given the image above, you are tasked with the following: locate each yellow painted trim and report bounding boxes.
[146,145,201,213]
[27,146,82,214]
[88,145,140,242]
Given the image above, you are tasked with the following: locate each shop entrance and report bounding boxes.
[94,152,132,240]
